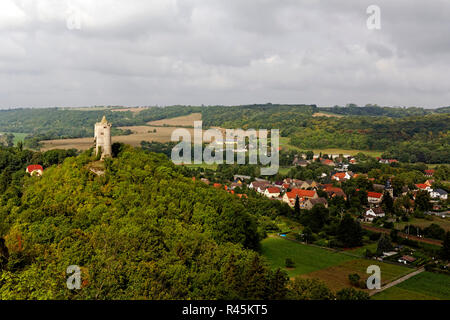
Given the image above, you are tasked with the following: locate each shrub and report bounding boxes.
[285,258,295,268]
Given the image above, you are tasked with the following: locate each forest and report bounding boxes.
[0,144,373,299]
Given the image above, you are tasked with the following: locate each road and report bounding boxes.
[369,267,425,296]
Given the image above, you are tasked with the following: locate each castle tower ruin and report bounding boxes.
[94,116,112,159]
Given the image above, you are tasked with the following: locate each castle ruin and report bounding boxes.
[94,116,112,159]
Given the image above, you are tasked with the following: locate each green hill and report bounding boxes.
[0,146,287,299]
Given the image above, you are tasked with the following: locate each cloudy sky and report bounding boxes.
[0,0,449,108]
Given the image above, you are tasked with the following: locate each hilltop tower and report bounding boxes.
[94,116,112,159]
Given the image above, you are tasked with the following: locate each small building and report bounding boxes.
[415,184,431,192]
[398,255,416,264]
[283,189,318,207]
[332,172,352,182]
[264,187,281,198]
[304,197,328,210]
[26,165,44,176]
[430,189,448,200]
[424,170,435,177]
[368,191,383,204]
[363,207,385,222]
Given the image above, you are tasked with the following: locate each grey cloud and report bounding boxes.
[0,0,449,109]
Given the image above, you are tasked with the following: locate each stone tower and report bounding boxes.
[94,116,112,159]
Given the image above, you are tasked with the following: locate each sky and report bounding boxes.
[0,0,449,109]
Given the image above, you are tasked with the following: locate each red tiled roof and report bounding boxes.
[213,183,222,188]
[415,184,428,190]
[266,187,280,194]
[286,188,316,199]
[332,172,347,180]
[367,191,383,199]
[26,165,43,173]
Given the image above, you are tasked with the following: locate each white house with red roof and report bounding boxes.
[332,172,352,182]
[367,191,383,204]
[415,183,432,192]
[26,165,43,176]
[264,187,281,198]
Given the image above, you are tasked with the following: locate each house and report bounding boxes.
[200,178,210,185]
[398,255,416,264]
[415,184,431,192]
[424,179,435,187]
[332,172,351,182]
[304,197,328,210]
[264,187,281,198]
[292,157,309,167]
[363,207,385,222]
[323,186,347,200]
[249,181,271,191]
[213,183,222,189]
[424,169,435,177]
[283,189,318,207]
[367,191,383,204]
[234,174,251,182]
[430,189,448,200]
[321,159,335,166]
[379,159,398,164]
[26,165,44,176]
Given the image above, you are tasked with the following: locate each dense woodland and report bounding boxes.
[0,144,374,299]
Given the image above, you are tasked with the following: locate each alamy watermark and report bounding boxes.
[366,265,381,289]
[367,5,381,30]
[66,265,81,290]
[170,121,279,175]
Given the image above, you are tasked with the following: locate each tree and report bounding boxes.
[294,196,300,216]
[288,278,335,300]
[336,288,370,300]
[337,214,363,248]
[285,258,295,268]
[376,234,394,256]
[382,191,394,214]
[0,238,9,270]
[441,232,450,261]
[415,190,431,212]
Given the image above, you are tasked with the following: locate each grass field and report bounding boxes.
[147,113,202,126]
[261,237,413,292]
[1,132,28,145]
[301,259,412,292]
[373,272,450,300]
[395,216,450,232]
[261,237,353,277]
[346,243,378,257]
[312,112,344,118]
[40,126,199,151]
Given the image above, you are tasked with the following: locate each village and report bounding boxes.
[194,154,448,226]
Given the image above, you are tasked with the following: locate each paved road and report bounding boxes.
[369,267,425,296]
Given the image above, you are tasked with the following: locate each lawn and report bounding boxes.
[300,259,413,292]
[346,243,378,257]
[373,272,450,300]
[261,237,413,292]
[395,216,450,232]
[1,132,28,145]
[260,237,353,277]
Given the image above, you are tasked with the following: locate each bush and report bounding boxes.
[285,258,295,268]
